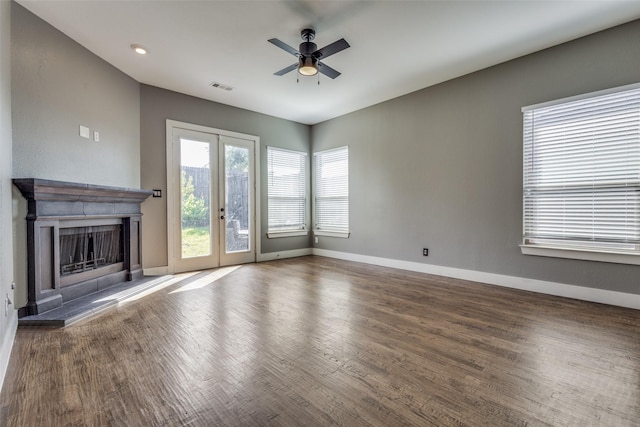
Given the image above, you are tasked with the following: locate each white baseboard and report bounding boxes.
[313,249,640,310]
[143,266,170,276]
[0,310,18,394]
[258,248,312,262]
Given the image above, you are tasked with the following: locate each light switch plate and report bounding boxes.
[79,125,90,139]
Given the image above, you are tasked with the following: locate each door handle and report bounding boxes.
[220,215,225,220]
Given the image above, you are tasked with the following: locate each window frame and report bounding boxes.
[266,146,309,239]
[313,146,350,239]
[521,83,640,265]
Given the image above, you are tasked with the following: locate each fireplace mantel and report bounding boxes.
[13,178,153,218]
[13,179,153,315]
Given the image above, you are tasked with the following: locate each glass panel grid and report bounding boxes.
[225,144,250,253]
[180,139,211,258]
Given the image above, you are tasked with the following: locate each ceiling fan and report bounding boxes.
[268,28,350,79]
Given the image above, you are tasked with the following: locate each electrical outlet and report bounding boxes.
[315,236,319,244]
[423,248,429,256]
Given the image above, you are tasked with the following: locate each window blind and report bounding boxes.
[523,86,640,253]
[267,147,307,232]
[314,146,349,233]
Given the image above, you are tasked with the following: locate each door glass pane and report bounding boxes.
[225,145,250,253]
[180,139,211,258]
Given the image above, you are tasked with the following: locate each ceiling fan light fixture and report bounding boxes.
[298,57,318,76]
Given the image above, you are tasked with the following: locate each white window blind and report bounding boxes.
[523,85,640,254]
[267,147,307,233]
[314,146,349,234]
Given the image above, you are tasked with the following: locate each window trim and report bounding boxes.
[314,230,350,239]
[522,82,640,113]
[266,146,309,239]
[313,146,350,239]
[520,245,640,265]
[521,82,640,264]
[267,230,309,239]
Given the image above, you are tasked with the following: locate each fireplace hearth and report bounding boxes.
[13,179,153,316]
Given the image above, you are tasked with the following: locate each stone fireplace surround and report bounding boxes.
[13,179,152,316]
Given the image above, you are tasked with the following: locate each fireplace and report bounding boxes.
[13,179,152,315]
[60,224,123,277]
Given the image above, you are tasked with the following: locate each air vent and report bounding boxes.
[210,82,234,91]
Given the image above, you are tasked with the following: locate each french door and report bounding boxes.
[169,126,256,273]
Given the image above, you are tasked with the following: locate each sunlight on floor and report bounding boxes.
[91,272,198,305]
[169,265,241,294]
[120,272,199,303]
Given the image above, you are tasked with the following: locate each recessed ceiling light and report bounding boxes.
[130,44,147,55]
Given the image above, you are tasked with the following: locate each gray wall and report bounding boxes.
[140,85,311,268]
[0,0,17,391]
[11,4,140,188]
[6,1,640,304]
[10,4,142,308]
[312,19,640,295]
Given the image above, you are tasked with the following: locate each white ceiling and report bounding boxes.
[17,0,640,125]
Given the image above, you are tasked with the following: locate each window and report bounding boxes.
[314,146,349,238]
[522,84,640,264]
[267,146,308,237]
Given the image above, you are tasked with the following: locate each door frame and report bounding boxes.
[165,119,261,274]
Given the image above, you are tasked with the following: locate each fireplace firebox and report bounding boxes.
[60,225,123,277]
[13,179,153,315]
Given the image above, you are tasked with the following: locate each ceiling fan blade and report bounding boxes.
[268,38,300,57]
[274,63,299,76]
[314,38,350,60]
[317,62,341,79]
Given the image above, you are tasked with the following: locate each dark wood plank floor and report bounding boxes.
[1,256,639,426]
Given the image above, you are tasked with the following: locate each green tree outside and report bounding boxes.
[181,170,209,227]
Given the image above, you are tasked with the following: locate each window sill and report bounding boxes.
[267,230,309,239]
[314,230,350,239]
[520,244,640,265]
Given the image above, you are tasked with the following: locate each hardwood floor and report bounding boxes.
[1,256,639,426]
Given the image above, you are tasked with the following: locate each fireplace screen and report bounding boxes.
[59,225,123,276]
